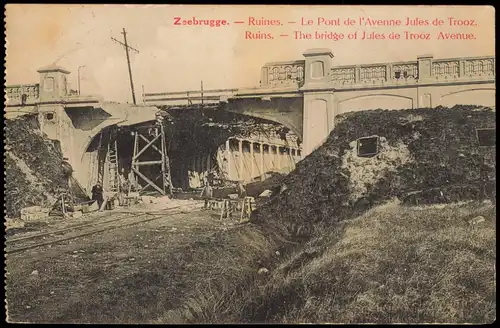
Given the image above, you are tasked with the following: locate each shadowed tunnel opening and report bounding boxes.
[83,107,300,193]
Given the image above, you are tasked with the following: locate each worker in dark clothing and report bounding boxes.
[91,183,104,210]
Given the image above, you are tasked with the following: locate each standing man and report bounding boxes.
[201,172,214,209]
[91,182,104,210]
[237,181,247,198]
[118,168,130,206]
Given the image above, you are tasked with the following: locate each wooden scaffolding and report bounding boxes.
[131,120,173,196]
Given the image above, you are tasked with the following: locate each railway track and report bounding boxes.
[5,205,192,254]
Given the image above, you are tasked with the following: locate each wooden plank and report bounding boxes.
[160,123,173,195]
[133,133,161,160]
[139,174,162,193]
[132,132,139,189]
[135,160,163,166]
[138,134,162,154]
[132,167,165,195]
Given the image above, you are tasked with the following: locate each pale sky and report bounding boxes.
[5,5,495,103]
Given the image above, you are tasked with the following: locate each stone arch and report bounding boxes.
[78,122,124,163]
[337,93,414,114]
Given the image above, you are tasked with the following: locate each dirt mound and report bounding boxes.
[252,105,496,238]
[4,115,73,218]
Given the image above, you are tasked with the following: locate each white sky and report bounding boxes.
[5,5,495,103]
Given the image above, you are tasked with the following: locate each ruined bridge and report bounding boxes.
[5,48,495,195]
[144,48,496,157]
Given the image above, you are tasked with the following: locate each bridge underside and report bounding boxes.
[81,105,302,193]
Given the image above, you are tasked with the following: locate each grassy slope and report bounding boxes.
[165,201,496,324]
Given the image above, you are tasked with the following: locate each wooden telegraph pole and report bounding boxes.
[112,28,139,105]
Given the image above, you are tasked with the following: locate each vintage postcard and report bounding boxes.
[4,4,495,324]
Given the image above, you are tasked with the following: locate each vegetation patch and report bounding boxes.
[252,105,496,238]
[4,115,73,218]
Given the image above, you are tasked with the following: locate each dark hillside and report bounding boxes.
[252,105,496,238]
[4,115,73,218]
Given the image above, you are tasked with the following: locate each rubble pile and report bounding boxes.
[5,115,73,218]
[252,105,496,238]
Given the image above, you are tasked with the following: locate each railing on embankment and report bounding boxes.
[143,88,238,106]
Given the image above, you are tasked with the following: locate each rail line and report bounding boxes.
[5,205,191,255]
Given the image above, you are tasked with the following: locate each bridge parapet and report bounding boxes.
[329,55,495,89]
[5,84,40,105]
[260,60,305,87]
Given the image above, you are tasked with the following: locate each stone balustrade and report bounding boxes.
[260,60,305,87]
[329,55,494,87]
[5,84,40,105]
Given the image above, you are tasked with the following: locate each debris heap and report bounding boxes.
[5,115,73,218]
[252,105,496,238]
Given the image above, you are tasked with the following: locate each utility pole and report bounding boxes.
[112,28,139,105]
[201,80,204,105]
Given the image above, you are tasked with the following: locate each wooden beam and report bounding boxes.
[139,173,163,193]
[132,167,165,195]
[138,134,162,154]
[133,133,161,160]
[135,160,163,166]
[160,123,173,196]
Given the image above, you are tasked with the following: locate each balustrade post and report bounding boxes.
[459,60,466,77]
[417,54,434,81]
[355,65,361,83]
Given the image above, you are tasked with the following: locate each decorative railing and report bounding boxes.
[5,84,40,104]
[331,55,494,86]
[432,60,460,78]
[464,57,495,76]
[392,62,419,81]
[260,60,305,87]
[360,65,387,83]
[144,55,495,104]
[330,67,355,84]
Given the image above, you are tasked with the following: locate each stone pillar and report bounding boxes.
[302,48,334,88]
[301,49,336,158]
[260,143,265,180]
[250,141,255,180]
[261,67,269,86]
[37,64,71,103]
[417,54,434,82]
[277,146,281,169]
[226,139,231,180]
[238,139,243,181]
[302,92,335,157]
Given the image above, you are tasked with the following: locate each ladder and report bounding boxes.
[107,132,120,193]
[88,132,104,194]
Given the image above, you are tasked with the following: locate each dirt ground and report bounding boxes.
[5,198,251,324]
